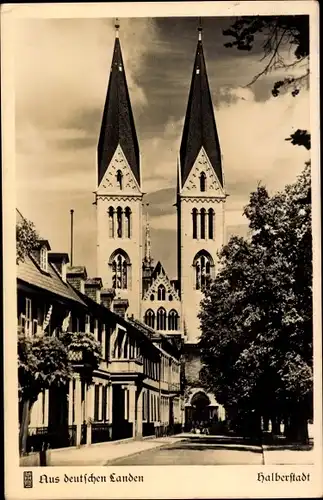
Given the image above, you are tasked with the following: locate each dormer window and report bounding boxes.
[40,246,48,272]
[116,170,123,190]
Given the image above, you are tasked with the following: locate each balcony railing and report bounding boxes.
[109,358,144,375]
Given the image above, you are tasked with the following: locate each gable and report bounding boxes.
[97,144,141,195]
[143,271,180,302]
[181,147,225,198]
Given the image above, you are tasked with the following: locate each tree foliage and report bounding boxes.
[18,333,72,404]
[223,16,310,149]
[223,16,309,95]
[16,218,39,264]
[199,163,312,441]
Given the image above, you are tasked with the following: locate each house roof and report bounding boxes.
[179,36,223,188]
[97,35,140,186]
[128,318,181,359]
[17,254,86,306]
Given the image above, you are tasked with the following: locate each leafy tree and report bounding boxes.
[18,331,102,455]
[223,16,310,147]
[199,162,312,442]
[18,333,71,454]
[16,217,39,264]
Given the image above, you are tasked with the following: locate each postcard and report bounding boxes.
[1,1,322,499]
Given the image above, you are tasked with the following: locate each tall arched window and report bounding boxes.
[157,285,166,301]
[192,208,198,239]
[117,206,123,238]
[145,309,155,329]
[116,170,123,190]
[193,250,214,290]
[108,206,115,238]
[200,172,206,192]
[125,207,131,238]
[157,308,167,330]
[109,249,131,290]
[168,310,179,331]
[208,208,214,239]
[200,208,206,239]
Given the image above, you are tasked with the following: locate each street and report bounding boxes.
[105,435,264,466]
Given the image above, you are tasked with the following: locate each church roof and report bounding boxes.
[97,35,140,186]
[179,34,223,188]
[151,261,166,280]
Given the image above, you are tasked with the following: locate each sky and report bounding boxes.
[14,16,311,279]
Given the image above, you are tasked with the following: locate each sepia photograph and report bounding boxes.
[2,2,321,499]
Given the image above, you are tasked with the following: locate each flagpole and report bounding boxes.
[70,209,74,267]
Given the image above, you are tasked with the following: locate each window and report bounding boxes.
[25,298,32,336]
[85,314,91,333]
[40,246,48,271]
[157,307,166,330]
[125,207,131,238]
[144,309,155,329]
[200,208,206,239]
[102,386,107,422]
[94,384,100,421]
[193,250,214,290]
[143,391,148,421]
[116,170,123,190]
[157,285,166,301]
[150,294,154,301]
[200,171,206,192]
[168,309,179,331]
[192,208,198,239]
[110,250,131,290]
[124,389,129,420]
[117,206,123,238]
[108,206,115,238]
[169,294,173,301]
[208,208,214,239]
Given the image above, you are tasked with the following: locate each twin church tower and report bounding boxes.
[95,22,226,346]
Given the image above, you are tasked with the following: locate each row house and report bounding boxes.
[17,213,184,454]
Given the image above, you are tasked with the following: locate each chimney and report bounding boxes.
[113,298,129,319]
[85,277,103,304]
[100,288,116,310]
[66,266,87,294]
[48,253,69,282]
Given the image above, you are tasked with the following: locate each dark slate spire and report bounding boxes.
[98,22,140,186]
[179,25,223,187]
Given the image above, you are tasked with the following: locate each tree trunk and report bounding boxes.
[262,416,269,432]
[284,412,309,444]
[19,399,31,455]
[271,415,280,435]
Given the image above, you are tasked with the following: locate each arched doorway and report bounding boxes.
[185,390,216,431]
[191,391,211,424]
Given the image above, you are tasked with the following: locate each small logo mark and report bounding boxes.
[23,471,33,488]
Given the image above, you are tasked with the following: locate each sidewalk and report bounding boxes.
[262,442,315,465]
[20,435,184,467]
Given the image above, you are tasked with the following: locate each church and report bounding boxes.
[95,21,226,428]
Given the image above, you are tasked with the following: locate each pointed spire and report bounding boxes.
[198,17,202,41]
[179,24,224,188]
[97,22,140,186]
[115,18,120,38]
[144,203,152,264]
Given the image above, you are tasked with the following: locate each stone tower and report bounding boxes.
[96,22,143,318]
[177,25,226,427]
[177,25,226,345]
